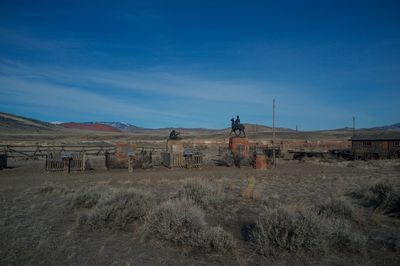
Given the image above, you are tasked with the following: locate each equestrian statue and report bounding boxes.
[169,130,181,140]
[230,116,246,137]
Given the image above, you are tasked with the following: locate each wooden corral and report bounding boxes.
[161,150,203,168]
[45,152,85,172]
[352,133,400,160]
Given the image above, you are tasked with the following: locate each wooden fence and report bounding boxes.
[1,145,115,159]
[161,151,203,168]
[45,152,85,172]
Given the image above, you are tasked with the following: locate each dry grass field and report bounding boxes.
[2,1,400,264]
[1,156,400,265]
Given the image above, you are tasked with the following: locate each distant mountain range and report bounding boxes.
[367,123,400,131]
[60,122,121,132]
[1,112,399,133]
[0,112,56,131]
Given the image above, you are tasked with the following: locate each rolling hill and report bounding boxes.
[1,112,399,134]
[0,112,56,131]
[60,122,121,132]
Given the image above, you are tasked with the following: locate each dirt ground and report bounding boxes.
[1,157,400,265]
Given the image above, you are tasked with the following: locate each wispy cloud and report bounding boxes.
[0,60,380,129]
[0,73,190,127]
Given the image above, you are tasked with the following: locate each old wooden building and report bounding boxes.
[351,133,400,159]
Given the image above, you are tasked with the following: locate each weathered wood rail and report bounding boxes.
[0,145,116,159]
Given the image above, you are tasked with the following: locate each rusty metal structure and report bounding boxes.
[351,133,400,160]
[106,146,157,170]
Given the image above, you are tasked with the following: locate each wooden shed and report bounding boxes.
[351,133,400,160]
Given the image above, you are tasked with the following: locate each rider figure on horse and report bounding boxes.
[230,116,246,137]
[235,116,240,127]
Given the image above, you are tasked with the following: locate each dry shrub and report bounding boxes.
[325,219,366,253]
[78,188,154,230]
[67,186,104,209]
[366,182,393,208]
[144,199,205,246]
[314,199,366,253]
[38,183,71,195]
[352,181,400,218]
[203,226,234,253]
[248,204,366,256]
[178,179,224,208]
[314,198,355,221]
[250,207,326,255]
[144,199,234,253]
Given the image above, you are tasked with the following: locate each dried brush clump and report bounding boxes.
[313,198,367,250]
[203,226,235,253]
[78,188,154,230]
[250,208,326,255]
[67,186,104,209]
[325,219,366,253]
[144,199,234,253]
[352,181,400,218]
[38,183,71,195]
[314,198,355,221]
[178,179,224,208]
[247,203,367,256]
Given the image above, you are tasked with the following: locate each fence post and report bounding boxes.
[81,152,86,171]
[105,151,110,170]
[63,158,71,174]
[128,155,134,172]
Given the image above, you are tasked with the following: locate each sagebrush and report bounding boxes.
[78,188,154,230]
[144,199,233,252]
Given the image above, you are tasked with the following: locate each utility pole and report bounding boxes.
[272,99,276,168]
[296,125,298,132]
[352,116,355,137]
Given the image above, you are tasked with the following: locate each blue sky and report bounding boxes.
[0,0,399,130]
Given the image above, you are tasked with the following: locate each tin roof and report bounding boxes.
[351,132,400,141]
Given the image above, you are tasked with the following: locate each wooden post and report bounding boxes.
[63,158,70,174]
[128,156,134,172]
[272,98,276,168]
[105,151,110,171]
[81,152,86,171]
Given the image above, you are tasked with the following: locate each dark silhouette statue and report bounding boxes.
[169,130,181,140]
[235,115,240,125]
[230,116,246,137]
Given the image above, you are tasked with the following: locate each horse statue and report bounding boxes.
[169,130,181,140]
[230,118,246,137]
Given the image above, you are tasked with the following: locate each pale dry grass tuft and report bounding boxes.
[242,176,263,200]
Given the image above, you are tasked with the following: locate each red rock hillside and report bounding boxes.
[60,123,121,132]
